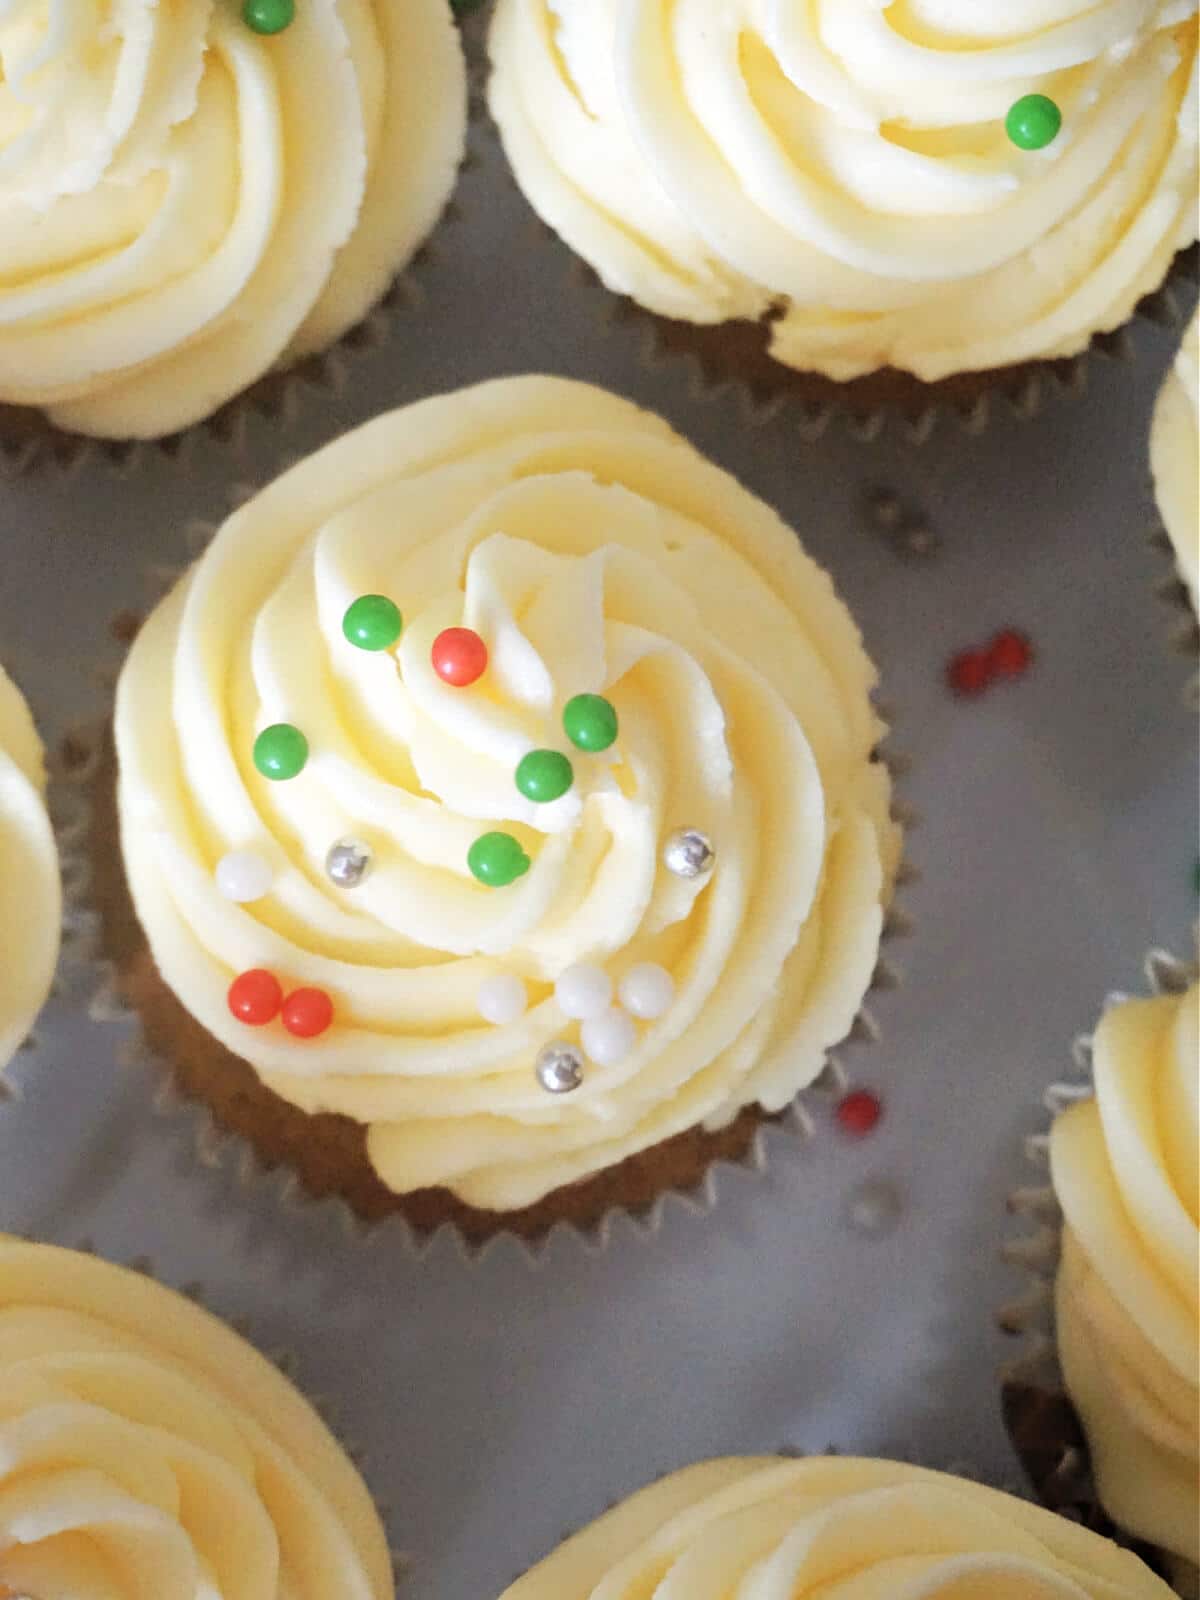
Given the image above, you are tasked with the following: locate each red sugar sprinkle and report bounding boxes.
[281,987,334,1039]
[836,1089,883,1138]
[228,969,283,1027]
[946,648,992,698]
[431,627,488,688]
[987,629,1034,679]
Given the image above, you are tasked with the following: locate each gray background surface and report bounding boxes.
[0,19,1197,1596]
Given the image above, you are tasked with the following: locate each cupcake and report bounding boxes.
[499,1454,1175,1597]
[0,1235,392,1598]
[1151,309,1199,619]
[106,375,900,1242]
[488,1,1198,414]
[0,666,59,1072]
[1004,970,1198,1586]
[0,0,466,447]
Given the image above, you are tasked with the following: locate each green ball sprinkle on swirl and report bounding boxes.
[468,832,531,888]
[514,749,574,804]
[342,594,403,652]
[563,693,619,753]
[1005,94,1062,151]
[253,723,309,781]
[242,0,295,32]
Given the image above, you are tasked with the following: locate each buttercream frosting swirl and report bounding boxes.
[1150,309,1199,612]
[0,666,58,1072]
[1051,981,1199,1567]
[0,0,466,438]
[489,0,1199,381]
[500,1455,1175,1597]
[115,376,898,1211]
[0,1236,392,1599]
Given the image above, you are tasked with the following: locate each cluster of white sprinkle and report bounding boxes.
[474,959,676,1071]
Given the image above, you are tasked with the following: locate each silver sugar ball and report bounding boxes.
[535,1041,585,1095]
[663,827,715,881]
[325,838,373,889]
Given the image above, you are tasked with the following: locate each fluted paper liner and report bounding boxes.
[997,946,1200,1598]
[66,498,916,1260]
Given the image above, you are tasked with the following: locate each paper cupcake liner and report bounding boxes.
[3,1233,408,1585]
[64,504,917,1259]
[997,945,1199,1597]
[0,11,490,486]
[621,244,1198,450]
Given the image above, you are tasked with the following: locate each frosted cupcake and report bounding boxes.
[0,0,466,447]
[0,666,59,1072]
[500,1455,1175,1597]
[0,1236,392,1599]
[107,376,899,1241]
[489,1,1199,413]
[1151,309,1199,619]
[1004,973,1198,1587]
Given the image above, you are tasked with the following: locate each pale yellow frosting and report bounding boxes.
[0,1236,392,1599]
[115,376,898,1211]
[489,0,1199,382]
[500,1455,1175,1597]
[0,0,466,439]
[1051,981,1199,1567]
[0,666,58,1072]
[1150,309,1199,613]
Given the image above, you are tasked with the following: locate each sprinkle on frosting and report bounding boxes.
[215,848,275,903]
[468,831,532,887]
[1006,93,1064,151]
[254,723,309,782]
[343,596,404,653]
[282,986,335,1038]
[563,692,619,752]
[242,0,295,35]
[228,968,284,1025]
[431,626,489,686]
[514,748,574,804]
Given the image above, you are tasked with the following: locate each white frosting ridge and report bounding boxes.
[0,1236,392,1599]
[0,0,466,438]
[1150,308,1199,613]
[1051,981,1199,1567]
[489,0,1198,381]
[0,666,59,1072]
[499,1455,1176,1597]
[115,376,899,1212]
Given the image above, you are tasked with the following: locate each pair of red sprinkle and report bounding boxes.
[228,970,333,1037]
[946,629,1033,698]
